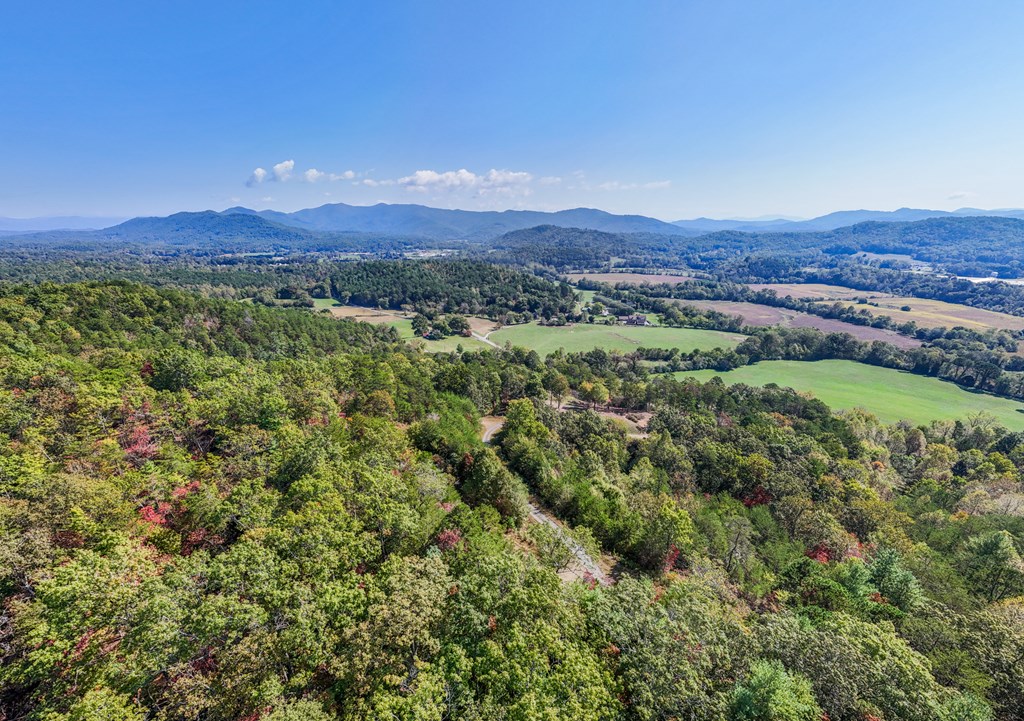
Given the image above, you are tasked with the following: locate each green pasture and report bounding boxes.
[490,321,744,356]
[676,360,1024,428]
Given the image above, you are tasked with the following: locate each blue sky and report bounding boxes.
[2,0,1023,220]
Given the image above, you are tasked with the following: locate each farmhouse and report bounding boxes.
[618,314,650,326]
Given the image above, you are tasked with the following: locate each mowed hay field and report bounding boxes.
[745,283,889,300]
[825,298,1024,332]
[677,360,1024,428]
[565,272,696,285]
[490,322,744,356]
[322,302,410,325]
[677,299,921,349]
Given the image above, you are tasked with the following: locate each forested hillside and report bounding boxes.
[486,217,1024,280]
[328,259,578,321]
[1,280,1022,720]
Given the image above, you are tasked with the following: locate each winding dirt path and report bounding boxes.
[526,499,611,585]
[479,416,504,442]
[479,415,611,585]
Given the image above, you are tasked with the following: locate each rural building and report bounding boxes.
[618,314,650,326]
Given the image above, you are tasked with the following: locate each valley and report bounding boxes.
[9,7,1024,719]
[5,210,1024,721]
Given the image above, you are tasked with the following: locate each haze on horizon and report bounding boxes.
[3,0,1024,221]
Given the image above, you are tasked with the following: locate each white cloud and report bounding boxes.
[246,167,268,187]
[244,162,674,205]
[397,168,533,197]
[948,190,975,201]
[398,168,479,192]
[305,168,357,182]
[480,169,532,195]
[246,159,296,186]
[597,179,672,191]
[272,159,294,182]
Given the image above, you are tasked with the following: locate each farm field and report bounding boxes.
[565,272,696,285]
[825,297,1024,331]
[322,303,412,325]
[745,283,889,300]
[320,302,490,352]
[676,360,1024,428]
[490,321,744,356]
[408,334,491,353]
[677,299,921,349]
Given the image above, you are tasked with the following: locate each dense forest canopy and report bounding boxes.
[327,259,578,321]
[0,275,1022,721]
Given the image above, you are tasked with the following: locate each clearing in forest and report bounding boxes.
[823,297,1024,332]
[678,360,1024,428]
[744,283,889,300]
[319,302,491,352]
[490,321,744,356]
[676,299,921,349]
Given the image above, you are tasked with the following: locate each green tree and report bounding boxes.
[961,530,1024,602]
[462,447,529,523]
[580,381,610,409]
[869,548,924,612]
[730,660,822,721]
[543,370,570,408]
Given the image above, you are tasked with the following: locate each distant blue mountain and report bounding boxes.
[0,215,128,232]
[220,202,694,239]
[8,203,1024,244]
[672,207,1024,233]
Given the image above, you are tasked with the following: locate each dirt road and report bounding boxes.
[479,414,610,585]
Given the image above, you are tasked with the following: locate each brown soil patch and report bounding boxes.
[479,416,505,443]
[326,305,410,324]
[467,316,501,336]
[746,283,890,300]
[678,300,921,349]
[824,298,1024,332]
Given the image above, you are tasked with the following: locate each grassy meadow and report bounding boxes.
[491,321,744,356]
[676,360,1024,428]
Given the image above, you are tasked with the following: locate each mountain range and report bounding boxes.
[218,203,691,239]
[0,215,128,233]
[671,207,1024,233]
[4,202,1024,239]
